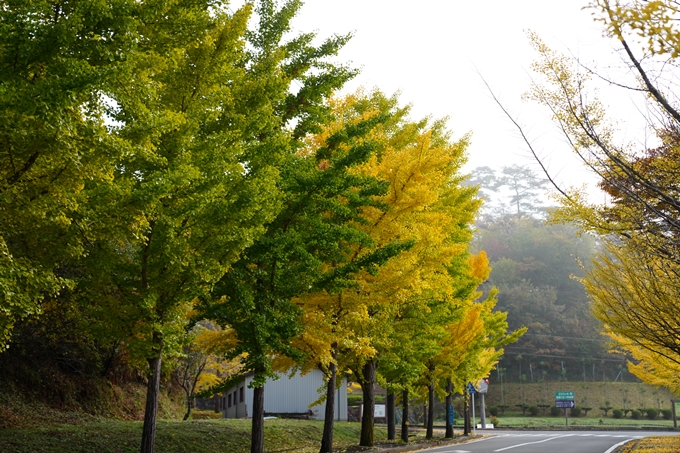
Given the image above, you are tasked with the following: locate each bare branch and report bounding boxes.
[479,75,573,202]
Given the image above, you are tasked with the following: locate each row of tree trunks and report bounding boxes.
[384,384,459,443]
[329,363,467,451]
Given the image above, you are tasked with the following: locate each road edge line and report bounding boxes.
[603,438,634,453]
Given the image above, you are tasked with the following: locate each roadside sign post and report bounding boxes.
[672,399,680,430]
[471,393,475,432]
[555,392,575,428]
[468,382,476,432]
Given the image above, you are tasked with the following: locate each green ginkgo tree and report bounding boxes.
[73,1,355,452]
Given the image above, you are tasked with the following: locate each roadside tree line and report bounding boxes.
[0,1,522,453]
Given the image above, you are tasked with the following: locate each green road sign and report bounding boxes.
[555,391,575,400]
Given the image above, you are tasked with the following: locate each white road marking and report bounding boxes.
[493,434,574,452]
[603,439,634,453]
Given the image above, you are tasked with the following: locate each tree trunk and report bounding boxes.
[423,403,427,429]
[445,378,454,439]
[251,383,265,453]
[319,360,337,453]
[140,339,163,453]
[463,392,470,436]
[426,382,434,439]
[359,359,376,447]
[401,388,409,443]
[183,389,192,421]
[386,392,395,440]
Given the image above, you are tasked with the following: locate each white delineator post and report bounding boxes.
[478,379,489,429]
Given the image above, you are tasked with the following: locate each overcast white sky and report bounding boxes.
[288,0,640,195]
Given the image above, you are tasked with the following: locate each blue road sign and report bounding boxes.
[467,382,476,394]
[448,405,454,425]
[555,400,575,408]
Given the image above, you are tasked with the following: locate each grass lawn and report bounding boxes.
[468,415,675,429]
[0,419,395,453]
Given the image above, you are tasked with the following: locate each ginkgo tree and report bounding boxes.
[582,240,680,393]
[198,90,411,453]
[408,249,524,440]
[71,1,357,452]
[348,116,482,448]
[274,90,417,453]
[379,251,488,441]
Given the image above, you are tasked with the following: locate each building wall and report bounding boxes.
[222,370,347,421]
[222,377,250,419]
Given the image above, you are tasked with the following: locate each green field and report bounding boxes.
[479,416,675,429]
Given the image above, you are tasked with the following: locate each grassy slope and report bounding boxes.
[485,381,675,412]
[0,419,390,453]
[0,382,185,430]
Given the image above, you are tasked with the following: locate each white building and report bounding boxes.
[221,369,348,421]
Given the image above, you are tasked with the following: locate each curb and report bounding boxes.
[362,434,487,453]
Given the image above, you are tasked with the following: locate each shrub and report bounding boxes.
[646,408,658,420]
[631,410,642,420]
[570,406,582,417]
[538,404,551,415]
[662,409,673,420]
[612,409,623,419]
[489,416,500,427]
[191,410,222,420]
[488,406,499,417]
[529,405,540,416]
[550,406,561,416]
[516,403,529,415]
[347,395,362,406]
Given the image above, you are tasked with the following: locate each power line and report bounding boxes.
[501,350,628,363]
[521,333,611,343]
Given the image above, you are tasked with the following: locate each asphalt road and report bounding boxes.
[419,430,680,453]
